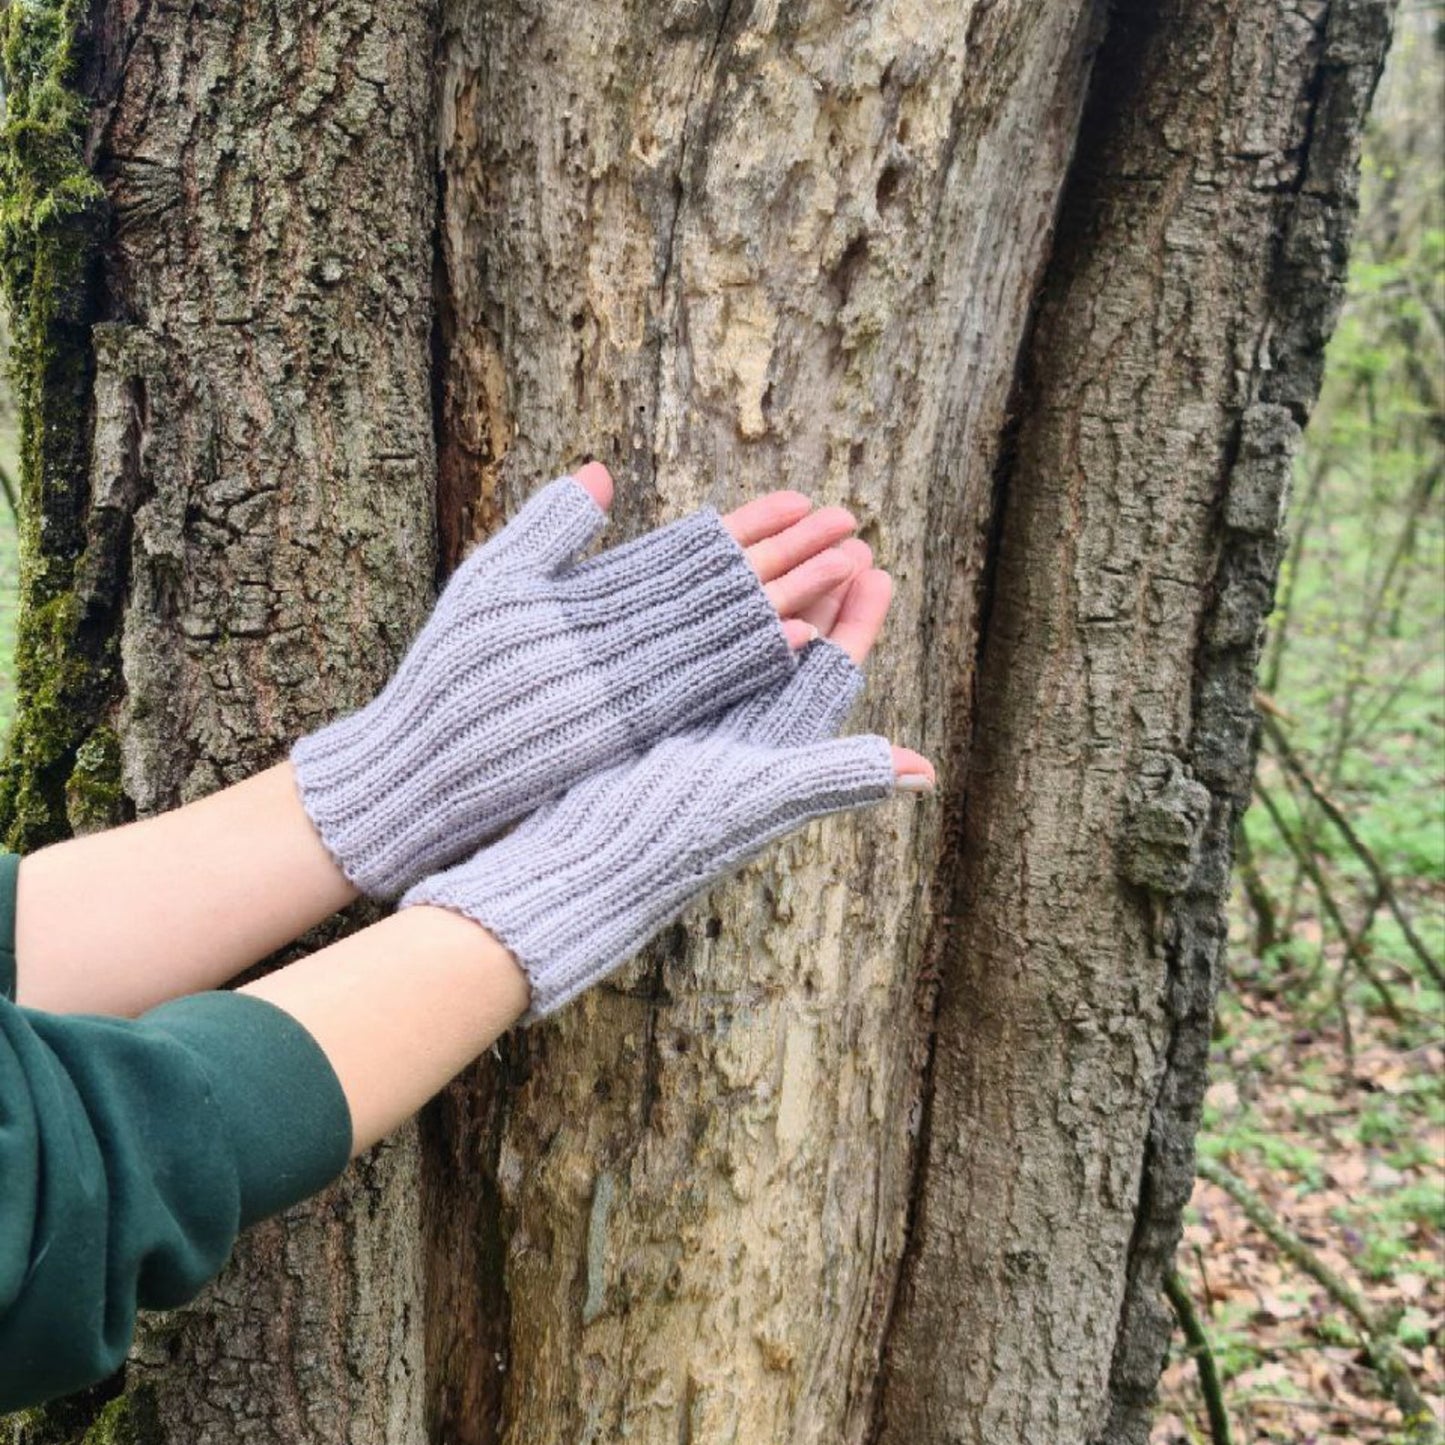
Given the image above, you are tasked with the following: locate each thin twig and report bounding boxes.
[1167,1271,1235,1445]
[1234,822,1279,957]
[1257,709,1444,988]
[1197,1157,1441,1442]
[1251,781,1406,1023]
[1353,648,1442,745]
[1239,1395,1417,1426]
[1331,950,1356,1071]
[1273,757,1314,944]
[1368,458,1440,643]
[1263,446,1331,697]
[1306,883,1385,1058]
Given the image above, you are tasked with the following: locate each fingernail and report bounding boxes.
[895,775,935,794]
[804,623,820,643]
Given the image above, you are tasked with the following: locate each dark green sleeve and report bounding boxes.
[0,853,353,1412]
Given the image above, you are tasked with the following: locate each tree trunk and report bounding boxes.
[4,2,440,1441]
[875,1,1395,1438]
[425,5,1103,1440]
[0,0,1391,1442]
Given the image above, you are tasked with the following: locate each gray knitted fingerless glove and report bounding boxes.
[291,476,795,898]
[400,640,896,1020]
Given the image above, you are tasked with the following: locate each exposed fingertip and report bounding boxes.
[814,505,859,536]
[895,774,935,794]
[782,619,820,650]
[862,566,893,603]
[891,745,936,790]
[573,460,614,510]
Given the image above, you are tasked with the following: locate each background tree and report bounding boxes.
[1154,14,1443,1440]
[0,0,1395,1442]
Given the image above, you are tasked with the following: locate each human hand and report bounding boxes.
[291,464,875,899]
[400,535,933,1019]
[569,459,870,650]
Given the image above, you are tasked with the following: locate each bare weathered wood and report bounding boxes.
[428,2,1101,1439]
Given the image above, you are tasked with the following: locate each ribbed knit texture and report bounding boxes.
[401,641,896,1020]
[292,476,796,898]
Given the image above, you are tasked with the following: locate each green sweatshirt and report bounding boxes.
[0,852,353,1411]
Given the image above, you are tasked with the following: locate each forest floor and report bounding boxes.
[1152,904,1445,1445]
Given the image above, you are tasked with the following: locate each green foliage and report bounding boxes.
[1207,1298,1269,1381]
[1242,4,1445,1030]
[1198,1100,1326,1184]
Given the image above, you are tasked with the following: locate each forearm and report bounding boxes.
[15,762,357,1015]
[0,898,519,1410]
[240,905,530,1157]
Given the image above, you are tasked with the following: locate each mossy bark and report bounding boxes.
[0,0,111,851]
[2,1,441,1441]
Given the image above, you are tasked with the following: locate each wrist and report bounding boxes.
[399,904,529,991]
[241,907,530,1156]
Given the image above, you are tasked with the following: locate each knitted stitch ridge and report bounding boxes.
[292,476,796,898]
[401,640,896,1020]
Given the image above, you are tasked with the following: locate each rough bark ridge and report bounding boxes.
[873,0,1393,1440]
[426,2,1101,1440]
[6,2,443,1441]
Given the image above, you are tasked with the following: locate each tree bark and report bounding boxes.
[0,0,1391,1441]
[875,1,1394,1439]
[6,3,441,1442]
[426,4,1103,1440]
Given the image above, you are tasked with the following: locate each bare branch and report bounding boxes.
[1197,1157,1441,1442]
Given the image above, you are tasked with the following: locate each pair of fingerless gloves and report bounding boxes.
[291,476,897,1021]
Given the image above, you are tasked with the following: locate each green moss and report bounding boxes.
[0,18,135,1436]
[0,18,146,1443]
[65,721,123,831]
[0,587,82,830]
[0,0,115,851]
[6,1373,127,1445]
[76,1388,161,1445]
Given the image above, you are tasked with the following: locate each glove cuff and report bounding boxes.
[401,731,896,1023]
